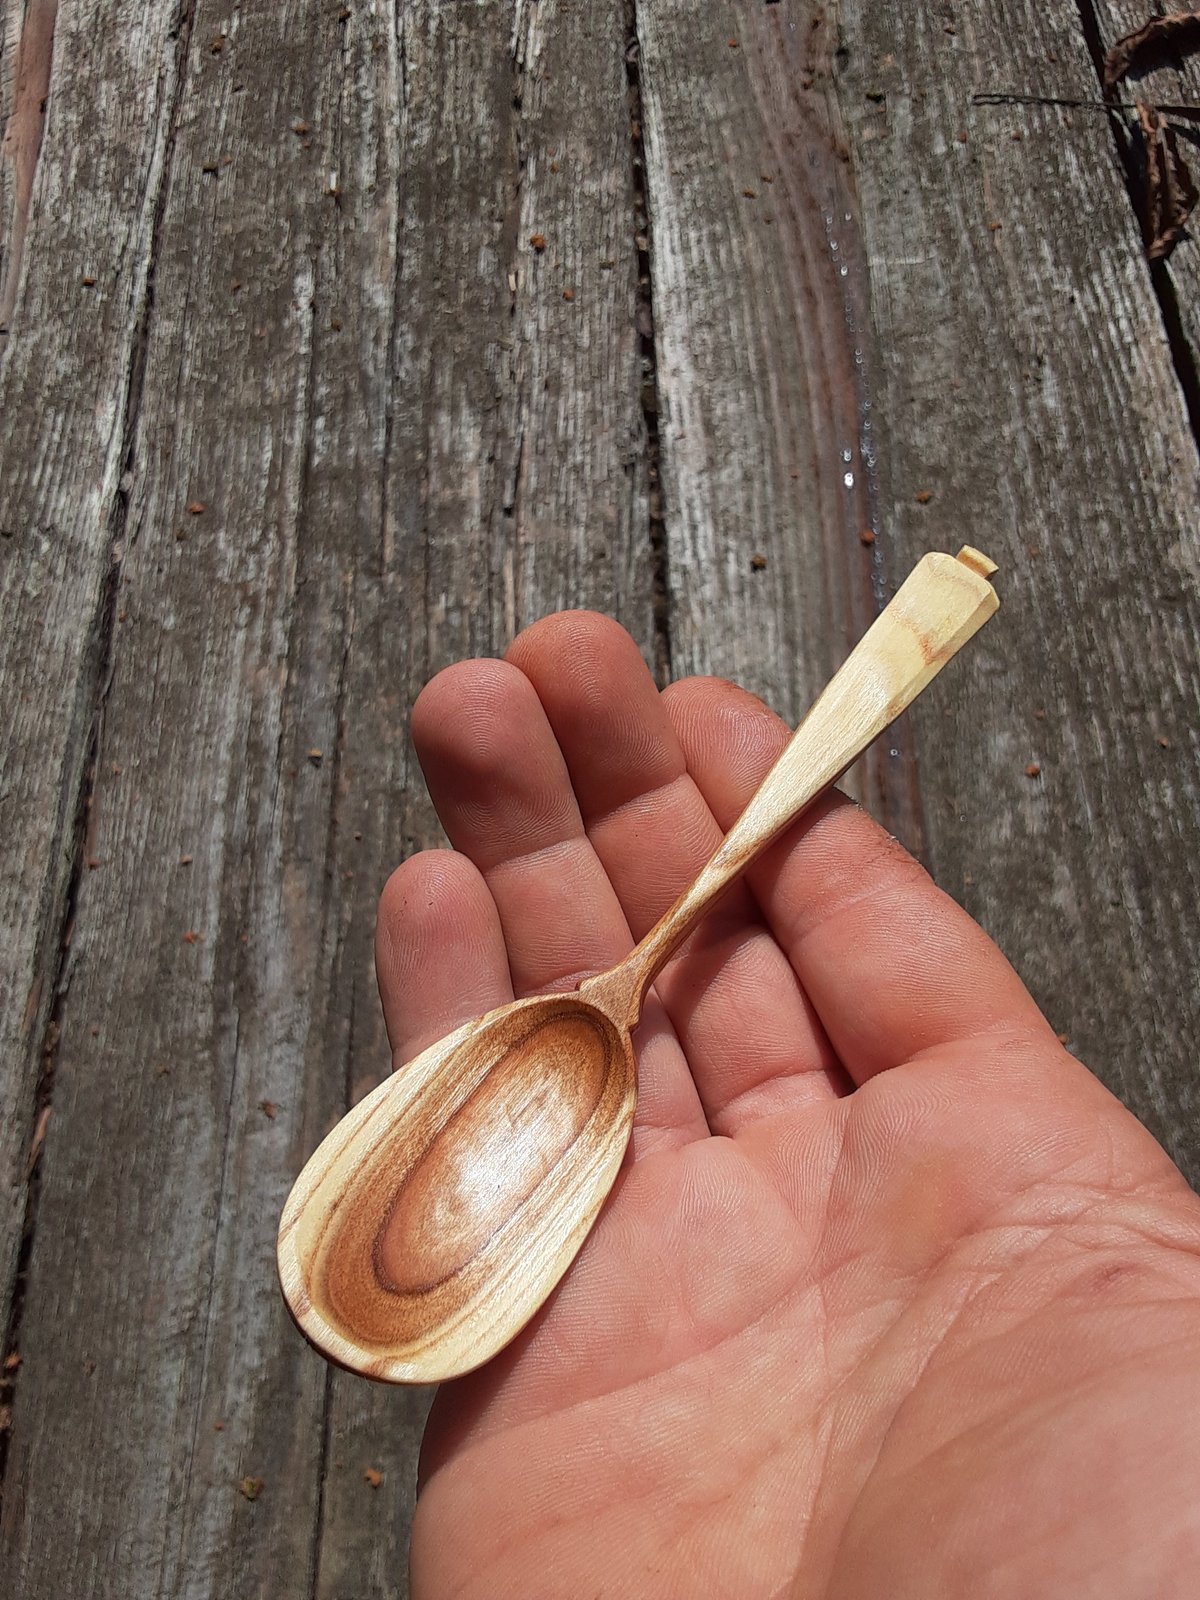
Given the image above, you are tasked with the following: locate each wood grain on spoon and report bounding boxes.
[279,996,635,1381]
[278,548,999,1383]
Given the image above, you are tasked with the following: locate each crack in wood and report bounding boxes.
[304,1006,346,1598]
[1074,0,1200,452]
[0,892,64,1504]
[307,1364,335,1600]
[164,995,244,1583]
[494,5,531,638]
[378,0,407,580]
[502,424,526,520]
[323,577,357,891]
[625,0,671,686]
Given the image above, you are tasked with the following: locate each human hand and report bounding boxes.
[374,613,1200,1600]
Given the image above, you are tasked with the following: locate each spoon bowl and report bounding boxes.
[278,993,636,1382]
[279,547,1000,1382]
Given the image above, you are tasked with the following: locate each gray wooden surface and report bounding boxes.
[1,3,1196,1596]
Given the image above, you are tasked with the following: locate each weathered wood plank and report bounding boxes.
[964,1,1200,441]
[0,1,58,333]
[0,0,16,307]
[5,1,1195,1594]
[836,0,1200,1181]
[634,2,908,838]
[0,0,185,1362]
[317,4,651,1584]
[637,6,875,723]
[638,0,1200,1181]
[317,1,652,1592]
[1,2,651,1597]
[3,1,340,1585]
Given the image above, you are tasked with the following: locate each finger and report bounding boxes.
[411,658,625,992]
[410,655,708,1149]
[506,613,846,1132]
[664,677,1057,1084]
[375,850,512,1064]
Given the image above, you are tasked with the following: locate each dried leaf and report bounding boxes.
[1104,12,1200,92]
[1136,98,1199,259]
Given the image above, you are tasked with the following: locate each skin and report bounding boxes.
[373,611,1200,1600]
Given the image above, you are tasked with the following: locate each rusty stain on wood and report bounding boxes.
[0,0,57,334]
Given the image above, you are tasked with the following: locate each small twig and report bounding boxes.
[973,90,1200,116]
[973,91,1200,126]
[973,90,1119,111]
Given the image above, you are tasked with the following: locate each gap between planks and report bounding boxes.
[625,0,672,686]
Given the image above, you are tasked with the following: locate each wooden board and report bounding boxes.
[634,3,930,842]
[638,0,1200,1181]
[0,0,188,1365]
[636,5,879,717]
[1,0,1198,1595]
[0,2,651,1596]
[838,0,1200,1178]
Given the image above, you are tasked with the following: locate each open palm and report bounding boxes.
[373,614,1200,1600]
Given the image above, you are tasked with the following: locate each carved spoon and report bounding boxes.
[278,546,999,1383]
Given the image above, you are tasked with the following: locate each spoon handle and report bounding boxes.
[581,546,998,1027]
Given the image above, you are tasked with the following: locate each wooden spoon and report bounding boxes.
[278,547,999,1383]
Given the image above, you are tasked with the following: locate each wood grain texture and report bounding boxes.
[637,2,878,721]
[633,0,929,842]
[0,1,652,1596]
[280,996,635,1383]
[0,0,10,278]
[0,0,184,1365]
